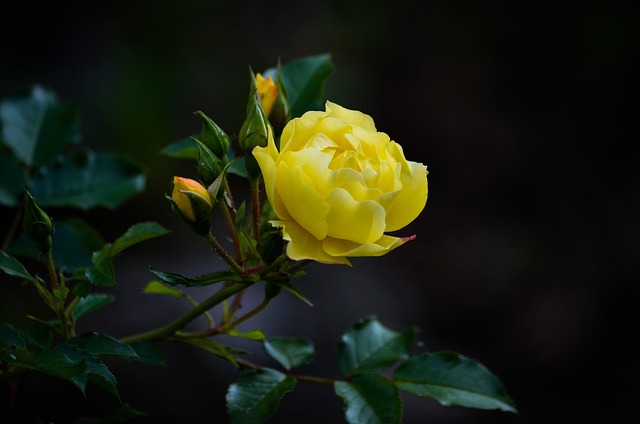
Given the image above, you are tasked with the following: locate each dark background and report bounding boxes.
[1,1,637,423]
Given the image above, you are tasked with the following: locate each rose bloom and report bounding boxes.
[171,176,213,223]
[253,101,428,265]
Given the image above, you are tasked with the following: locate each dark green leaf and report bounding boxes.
[109,222,170,256]
[0,152,25,206]
[394,351,517,413]
[0,251,32,279]
[70,332,139,362]
[337,316,417,377]
[51,218,105,269]
[264,54,334,118]
[72,293,115,320]
[16,323,53,350]
[147,267,247,287]
[0,323,27,349]
[334,374,402,424]
[32,345,89,392]
[0,85,80,167]
[86,249,116,286]
[226,368,296,424]
[29,150,145,210]
[227,156,249,178]
[57,343,119,398]
[263,337,315,370]
[127,342,165,365]
[160,137,198,159]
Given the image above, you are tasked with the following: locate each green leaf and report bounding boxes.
[28,150,145,210]
[86,249,116,287]
[160,137,198,159]
[85,222,169,287]
[127,342,165,365]
[147,267,248,287]
[50,218,105,269]
[69,332,139,361]
[16,323,53,350]
[142,280,185,298]
[72,293,115,320]
[0,323,27,349]
[337,316,417,377]
[263,337,315,370]
[184,338,245,367]
[0,85,80,167]
[393,351,517,413]
[32,344,89,392]
[334,374,402,424]
[226,368,296,424]
[0,152,25,206]
[56,343,120,398]
[275,281,313,306]
[109,222,170,257]
[228,328,266,341]
[0,251,32,280]
[264,54,334,118]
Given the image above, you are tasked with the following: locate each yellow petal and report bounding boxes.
[253,131,291,221]
[325,101,377,132]
[275,161,330,240]
[325,188,386,244]
[383,161,428,232]
[274,220,351,265]
[322,234,411,257]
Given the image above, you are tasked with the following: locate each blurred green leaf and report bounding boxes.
[142,280,185,298]
[16,323,53,350]
[228,328,266,341]
[51,218,106,269]
[0,251,32,280]
[264,54,334,118]
[337,316,417,377]
[108,222,170,256]
[127,342,164,365]
[0,152,25,206]
[56,343,119,398]
[263,337,315,370]
[0,85,80,167]
[394,351,517,413]
[71,293,115,320]
[334,374,402,424]
[86,249,116,287]
[0,323,27,349]
[29,150,145,210]
[226,368,296,424]
[160,137,198,159]
[32,344,89,393]
[69,332,139,361]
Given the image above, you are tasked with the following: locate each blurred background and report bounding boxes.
[1,0,637,423]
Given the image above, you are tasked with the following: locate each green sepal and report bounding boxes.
[22,188,52,252]
[194,110,230,158]
[194,138,225,187]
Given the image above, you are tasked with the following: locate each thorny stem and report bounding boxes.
[43,250,59,290]
[251,177,261,242]
[220,201,242,264]
[121,282,249,345]
[204,231,244,275]
[176,295,271,339]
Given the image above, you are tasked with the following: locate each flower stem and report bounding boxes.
[43,249,59,290]
[121,282,249,345]
[233,357,335,385]
[220,201,242,264]
[251,177,261,241]
[203,231,244,275]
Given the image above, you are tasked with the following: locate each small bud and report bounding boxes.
[170,177,213,235]
[255,73,278,118]
[195,140,224,187]
[22,189,53,253]
[195,110,230,158]
[238,98,271,154]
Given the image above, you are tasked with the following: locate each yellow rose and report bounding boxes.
[253,101,428,265]
[256,73,278,117]
[171,176,213,223]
